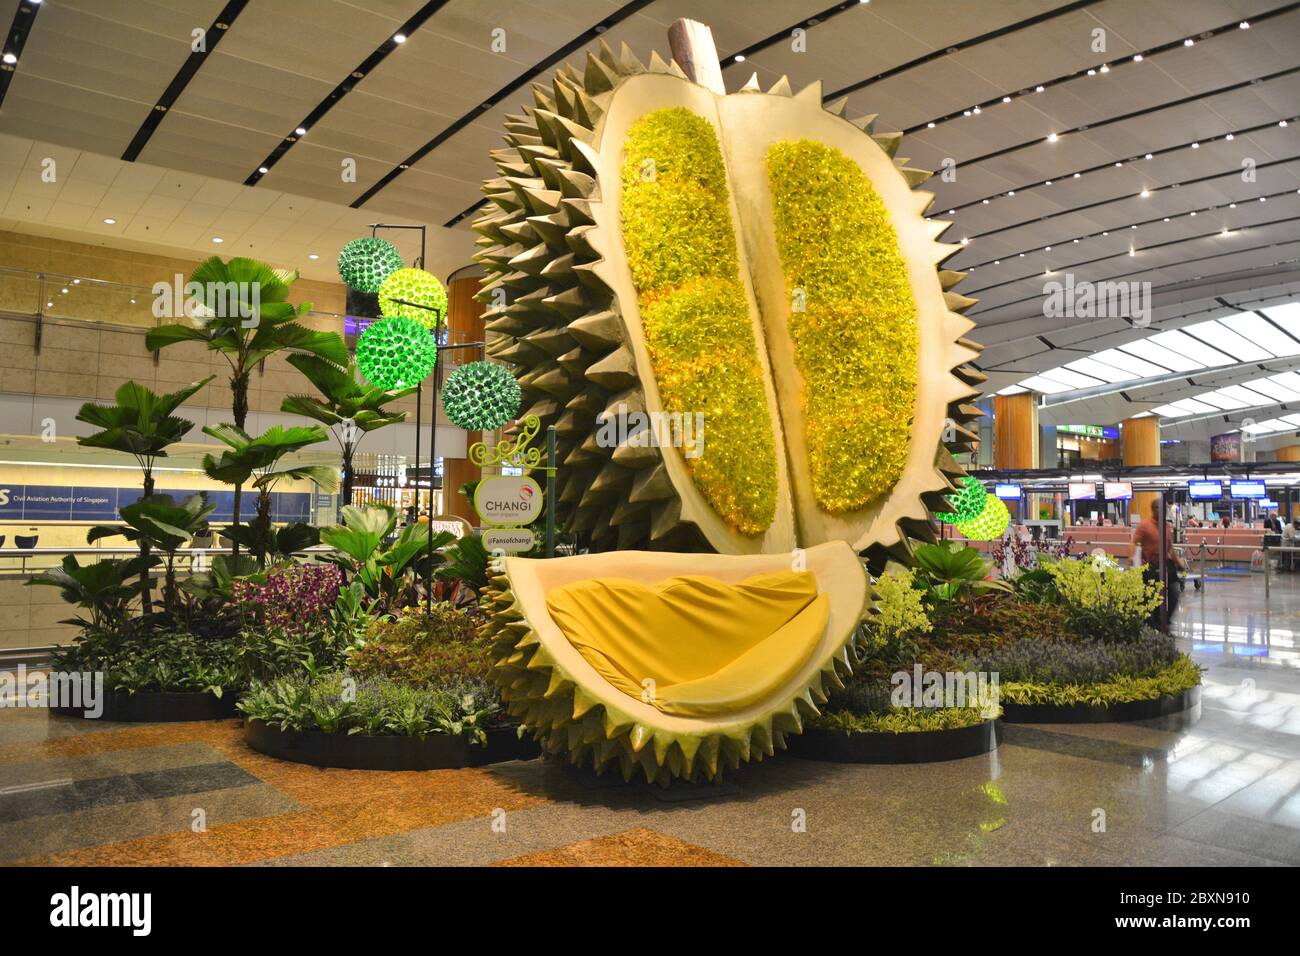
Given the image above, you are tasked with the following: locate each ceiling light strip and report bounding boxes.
[944,64,1300,173]
[954,151,1300,233]
[353,0,657,211]
[969,232,1300,319]
[960,191,1300,285]
[243,1,450,185]
[0,0,43,109]
[823,0,1101,101]
[120,0,251,162]
[906,2,1300,136]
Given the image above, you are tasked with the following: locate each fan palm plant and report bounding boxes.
[201,424,338,566]
[88,494,215,615]
[75,377,213,614]
[76,377,213,496]
[280,354,415,506]
[146,257,348,538]
[319,504,453,612]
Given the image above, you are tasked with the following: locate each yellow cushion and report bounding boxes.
[545,570,829,717]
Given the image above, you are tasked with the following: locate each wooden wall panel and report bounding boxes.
[442,273,485,523]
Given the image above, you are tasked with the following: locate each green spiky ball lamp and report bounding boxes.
[338,237,404,293]
[379,268,448,330]
[442,361,522,430]
[357,316,437,389]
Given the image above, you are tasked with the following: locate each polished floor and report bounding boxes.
[2,567,1299,867]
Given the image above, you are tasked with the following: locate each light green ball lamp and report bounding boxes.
[378,267,448,330]
[337,237,403,293]
[442,361,522,430]
[357,316,436,389]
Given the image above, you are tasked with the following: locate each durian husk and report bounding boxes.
[472,41,984,564]
[480,540,870,784]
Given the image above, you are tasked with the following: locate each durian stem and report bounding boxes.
[668,18,725,95]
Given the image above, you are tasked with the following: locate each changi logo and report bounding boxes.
[49,886,151,936]
[473,475,544,527]
[1043,275,1151,327]
[152,273,261,327]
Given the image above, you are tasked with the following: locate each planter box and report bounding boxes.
[787,718,1002,764]
[1001,685,1200,724]
[51,688,238,723]
[243,719,540,770]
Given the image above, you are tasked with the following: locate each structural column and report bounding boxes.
[994,393,1038,520]
[441,267,486,525]
[1121,416,1160,522]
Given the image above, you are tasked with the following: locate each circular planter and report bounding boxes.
[1000,685,1201,724]
[244,719,540,771]
[788,718,1002,764]
[51,688,238,722]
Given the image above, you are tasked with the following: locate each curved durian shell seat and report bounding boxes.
[481,540,869,784]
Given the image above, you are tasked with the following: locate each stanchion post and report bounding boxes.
[545,425,556,558]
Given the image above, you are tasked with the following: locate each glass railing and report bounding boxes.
[0,265,345,332]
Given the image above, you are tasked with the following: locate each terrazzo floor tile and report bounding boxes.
[493,827,746,867]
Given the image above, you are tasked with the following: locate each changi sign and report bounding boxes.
[482,528,536,553]
[473,476,543,527]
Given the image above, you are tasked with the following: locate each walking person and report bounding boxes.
[1130,497,1185,631]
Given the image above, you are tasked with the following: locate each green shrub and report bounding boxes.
[237,671,500,740]
[814,706,990,735]
[1045,557,1161,642]
[964,629,1179,685]
[861,566,931,665]
[52,626,239,695]
[999,655,1201,706]
[346,603,488,686]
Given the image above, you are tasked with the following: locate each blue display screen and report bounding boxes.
[0,484,313,522]
[1188,481,1223,500]
[1230,480,1266,499]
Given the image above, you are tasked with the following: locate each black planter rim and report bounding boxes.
[244,718,538,771]
[787,717,1002,764]
[49,687,237,723]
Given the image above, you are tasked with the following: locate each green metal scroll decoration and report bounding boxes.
[469,415,552,473]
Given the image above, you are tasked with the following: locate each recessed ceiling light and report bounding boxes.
[1184,38,1194,46]
[2,53,16,65]
[1044,245,1051,251]
[60,287,68,294]
[1002,96,1011,103]
[994,260,1000,264]
[295,127,307,136]
[1035,85,1044,92]
[1280,120,1289,127]
[103,217,116,224]
[1191,141,1199,148]
[1047,132,1058,143]
[734,54,745,62]
[212,237,224,243]
[1260,196,1267,202]
[1100,64,1109,73]
[308,253,319,260]
[46,302,52,308]
[1225,133,1234,141]
[982,199,989,204]
[258,166,269,174]
[961,237,969,245]
[1073,172,1081,178]
[1190,210,1196,216]
[1240,21,1250,28]
[963,110,971,117]
[1087,69,1096,76]
[1163,217,1170,222]
[1129,248,1136,256]
[926,121,935,128]
[393,33,406,43]
[1230,202,1237,208]
[1145,153,1153,159]
[73,279,80,284]
[1103,231,1109,235]
[1133,54,1143,62]
[1140,189,1150,198]
[972,106,981,114]
[1007,190,1015,196]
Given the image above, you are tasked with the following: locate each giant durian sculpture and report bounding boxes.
[472,23,986,783]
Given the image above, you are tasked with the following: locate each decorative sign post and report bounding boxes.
[469,415,557,557]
